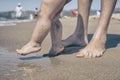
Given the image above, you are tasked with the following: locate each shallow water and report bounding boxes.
[0,19,33,26]
[0,47,65,80]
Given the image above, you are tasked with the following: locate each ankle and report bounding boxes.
[52,44,64,49]
[75,33,88,44]
[93,34,106,43]
[29,40,41,47]
[91,37,106,46]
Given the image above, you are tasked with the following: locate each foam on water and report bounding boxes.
[0,19,33,26]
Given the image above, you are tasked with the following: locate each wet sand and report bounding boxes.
[0,17,120,80]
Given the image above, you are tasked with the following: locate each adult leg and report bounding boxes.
[62,0,92,47]
[49,0,72,56]
[76,0,117,58]
[16,0,67,55]
[49,19,64,56]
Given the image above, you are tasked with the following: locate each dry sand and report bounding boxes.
[0,17,120,80]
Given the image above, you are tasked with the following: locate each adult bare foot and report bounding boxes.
[16,42,41,56]
[49,45,64,56]
[76,39,106,58]
[62,34,88,47]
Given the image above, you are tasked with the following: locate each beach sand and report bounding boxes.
[0,17,120,80]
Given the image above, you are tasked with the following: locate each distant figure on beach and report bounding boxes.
[96,10,101,17]
[34,8,39,19]
[15,3,22,19]
[71,10,78,17]
[29,14,34,20]
[16,0,117,58]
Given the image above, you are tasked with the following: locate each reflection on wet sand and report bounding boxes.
[18,62,43,80]
[17,57,64,80]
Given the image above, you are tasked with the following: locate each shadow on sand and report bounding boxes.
[19,34,120,60]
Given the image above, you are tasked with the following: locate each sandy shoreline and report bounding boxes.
[0,17,120,80]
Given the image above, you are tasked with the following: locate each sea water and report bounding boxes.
[0,19,33,26]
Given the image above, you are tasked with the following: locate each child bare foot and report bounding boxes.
[16,42,41,56]
[76,39,106,58]
[62,34,88,47]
